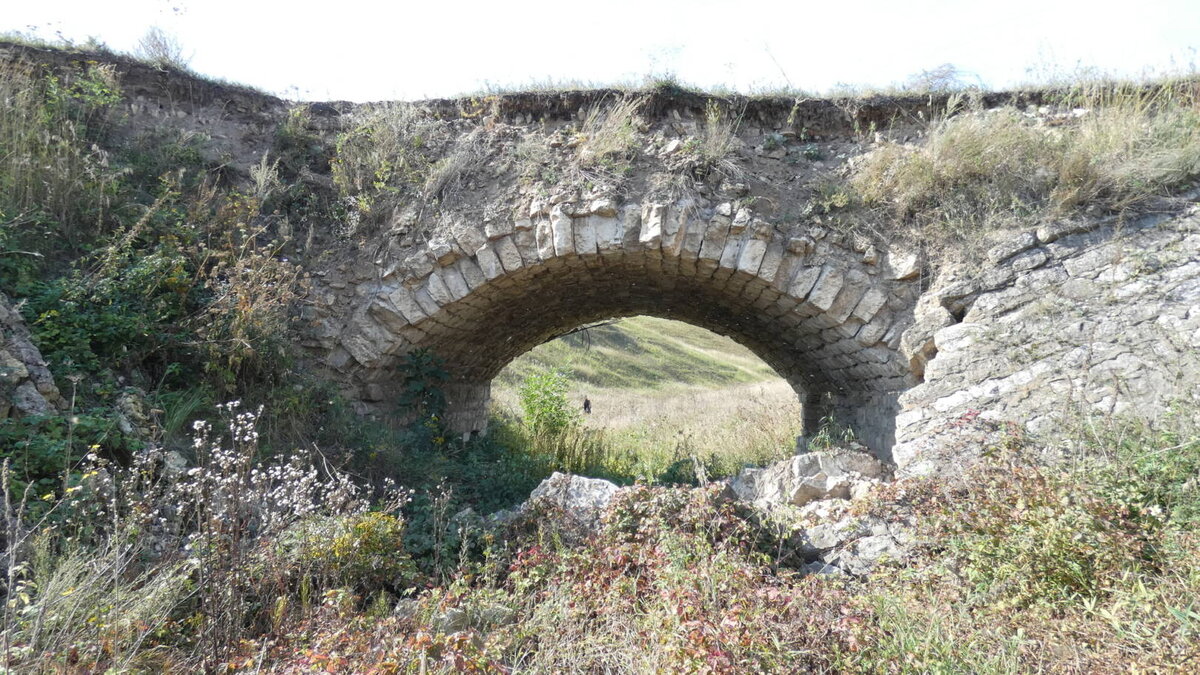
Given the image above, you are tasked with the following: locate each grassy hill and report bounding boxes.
[494,316,780,392]
[492,316,804,482]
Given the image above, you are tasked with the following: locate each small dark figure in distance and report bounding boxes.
[583,396,592,414]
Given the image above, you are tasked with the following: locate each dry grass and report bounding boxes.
[423,128,486,203]
[493,380,801,482]
[0,59,122,242]
[574,95,644,182]
[849,81,1200,251]
[329,103,449,218]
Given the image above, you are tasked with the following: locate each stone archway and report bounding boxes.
[319,198,923,459]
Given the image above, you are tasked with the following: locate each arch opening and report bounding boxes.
[491,315,808,468]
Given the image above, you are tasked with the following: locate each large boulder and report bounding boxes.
[525,472,620,532]
[727,446,885,509]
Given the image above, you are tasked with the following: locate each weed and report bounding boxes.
[132,27,190,71]
[518,368,579,437]
[575,95,644,173]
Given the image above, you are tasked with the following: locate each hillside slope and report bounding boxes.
[493,316,780,392]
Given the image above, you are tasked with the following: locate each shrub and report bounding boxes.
[921,458,1165,609]
[133,27,189,70]
[517,368,579,437]
[276,511,416,595]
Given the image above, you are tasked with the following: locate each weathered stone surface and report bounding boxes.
[526,472,620,533]
[1,292,64,419]
[727,447,885,508]
[894,210,1200,476]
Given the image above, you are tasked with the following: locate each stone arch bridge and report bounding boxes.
[309,197,925,458]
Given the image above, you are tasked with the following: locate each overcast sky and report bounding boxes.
[5,0,1198,101]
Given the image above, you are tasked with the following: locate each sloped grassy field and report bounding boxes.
[493,315,780,392]
[492,316,804,481]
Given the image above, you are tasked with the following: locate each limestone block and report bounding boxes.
[786,266,822,301]
[734,235,767,276]
[679,214,707,259]
[428,237,460,266]
[550,205,576,256]
[730,207,752,234]
[787,235,815,255]
[341,327,385,367]
[414,288,440,315]
[458,258,486,290]
[592,215,623,252]
[425,272,454,306]
[535,219,556,259]
[590,198,618,217]
[881,249,920,280]
[661,204,689,257]
[826,271,871,324]
[757,240,785,284]
[855,310,892,346]
[573,214,599,255]
[495,236,525,273]
[804,267,845,313]
[698,215,732,261]
[718,230,744,270]
[442,267,471,301]
[525,472,620,534]
[452,223,488,254]
[385,285,428,324]
[851,287,888,323]
[639,203,666,248]
[475,244,504,280]
[987,231,1038,264]
[620,205,643,249]
[1036,218,1097,244]
[484,220,515,240]
[13,381,51,417]
[513,228,541,265]
[405,253,434,280]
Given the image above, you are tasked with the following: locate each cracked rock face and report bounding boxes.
[892,207,1200,477]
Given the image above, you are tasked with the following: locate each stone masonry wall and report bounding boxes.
[893,205,1200,475]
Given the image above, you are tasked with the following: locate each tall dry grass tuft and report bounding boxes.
[576,95,644,168]
[0,59,123,242]
[851,82,1200,251]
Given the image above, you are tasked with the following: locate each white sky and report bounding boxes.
[4,0,1198,101]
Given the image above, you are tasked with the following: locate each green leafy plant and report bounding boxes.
[518,368,579,437]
